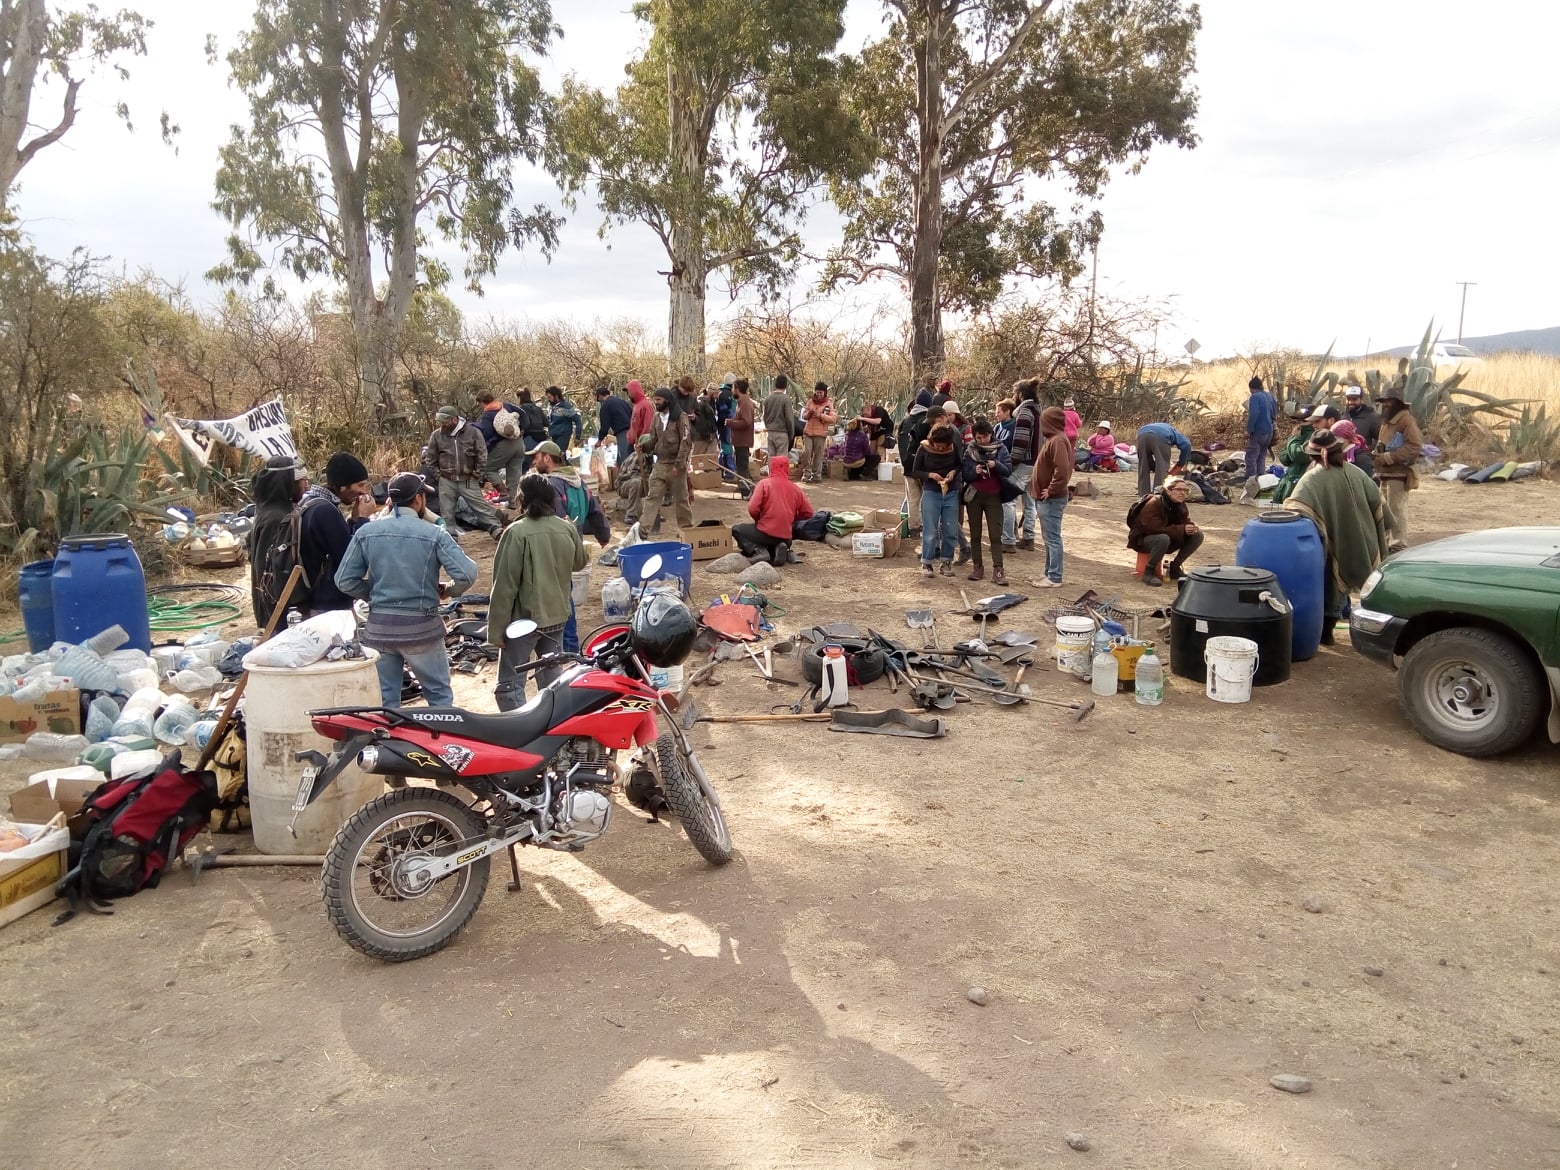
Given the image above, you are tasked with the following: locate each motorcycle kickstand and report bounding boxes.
[506,844,524,894]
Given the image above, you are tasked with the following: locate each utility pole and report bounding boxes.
[1455,281,1477,344]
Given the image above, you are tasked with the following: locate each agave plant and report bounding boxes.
[1498,405,1560,462]
[1384,323,1527,431]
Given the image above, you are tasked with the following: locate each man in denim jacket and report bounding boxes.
[335,473,478,707]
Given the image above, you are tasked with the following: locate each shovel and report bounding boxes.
[905,609,937,651]
[992,665,1028,706]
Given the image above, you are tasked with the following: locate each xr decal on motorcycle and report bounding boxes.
[440,745,476,773]
[602,696,656,714]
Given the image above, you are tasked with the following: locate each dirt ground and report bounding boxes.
[2,471,1557,1169]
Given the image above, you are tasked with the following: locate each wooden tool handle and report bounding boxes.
[194,563,304,772]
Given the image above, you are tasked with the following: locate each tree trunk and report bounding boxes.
[908,2,946,380]
[665,57,707,379]
[0,0,52,200]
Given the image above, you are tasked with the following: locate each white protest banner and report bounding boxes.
[177,399,297,461]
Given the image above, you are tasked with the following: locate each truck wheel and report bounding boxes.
[1399,627,1545,757]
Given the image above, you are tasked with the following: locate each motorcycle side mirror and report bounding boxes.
[637,553,664,582]
[505,619,538,641]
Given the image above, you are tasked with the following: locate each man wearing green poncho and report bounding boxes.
[1287,429,1389,645]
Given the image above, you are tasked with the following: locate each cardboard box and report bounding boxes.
[825,460,850,481]
[186,545,246,568]
[0,688,81,745]
[0,823,68,929]
[855,507,904,559]
[688,521,736,562]
[8,772,100,824]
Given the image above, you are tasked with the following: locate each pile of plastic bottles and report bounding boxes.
[0,623,233,773]
[160,508,252,548]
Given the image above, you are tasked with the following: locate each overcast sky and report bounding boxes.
[13,0,1557,360]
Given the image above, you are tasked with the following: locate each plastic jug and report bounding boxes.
[153,698,199,745]
[21,732,90,761]
[601,577,632,620]
[1090,649,1119,697]
[820,645,850,708]
[84,694,123,742]
[1134,646,1164,706]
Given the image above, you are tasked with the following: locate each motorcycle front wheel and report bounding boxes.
[321,787,491,962]
[656,732,734,865]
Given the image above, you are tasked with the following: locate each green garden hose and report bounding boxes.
[147,583,248,633]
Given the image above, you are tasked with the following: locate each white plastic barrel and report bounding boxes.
[571,568,592,607]
[244,652,385,853]
[1205,636,1260,704]
[1054,616,1095,673]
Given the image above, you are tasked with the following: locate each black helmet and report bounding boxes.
[631,593,698,667]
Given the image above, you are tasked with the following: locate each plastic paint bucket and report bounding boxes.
[1054,615,1096,673]
[1205,635,1260,704]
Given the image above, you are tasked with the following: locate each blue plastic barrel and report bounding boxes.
[1235,510,1324,662]
[18,559,56,652]
[618,541,693,599]
[51,533,153,652]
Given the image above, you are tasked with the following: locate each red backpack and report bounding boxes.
[58,754,218,917]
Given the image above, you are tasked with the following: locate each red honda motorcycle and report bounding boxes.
[291,579,729,962]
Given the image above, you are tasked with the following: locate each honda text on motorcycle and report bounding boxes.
[291,555,731,961]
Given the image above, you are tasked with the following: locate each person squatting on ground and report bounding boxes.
[473,389,528,506]
[1241,375,1277,503]
[1029,406,1074,588]
[799,381,837,483]
[763,375,796,459]
[642,386,694,535]
[615,434,654,525]
[732,455,814,567]
[840,418,880,480]
[489,474,590,711]
[1128,475,1203,587]
[962,417,1014,585]
[1287,429,1389,644]
[1374,387,1422,552]
[912,424,963,577]
[335,472,478,709]
[1134,420,1192,497]
[422,405,505,539]
[1084,421,1117,470]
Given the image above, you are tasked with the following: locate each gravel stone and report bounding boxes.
[705,552,752,575]
[966,986,990,1006]
[738,561,783,588]
[1301,895,1327,914]
[1269,1074,1313,1094]
[1064,1132,1091,1151]
[1363,966,1385,977]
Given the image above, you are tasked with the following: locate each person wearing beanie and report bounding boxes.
[643,385,695,535]
[292,450,376,617]
[1061,396,1081,443]
[799,381,838,483]
[1241,374,1278,504]
[335,472,478,708]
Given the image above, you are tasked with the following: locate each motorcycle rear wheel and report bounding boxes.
[656,732,733,865]
[322,787,491,962]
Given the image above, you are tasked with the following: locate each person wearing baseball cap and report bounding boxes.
[420,404,505,540]
[1343,382,1380,447]
[1373,383,1421,551]
[334,471,478,709]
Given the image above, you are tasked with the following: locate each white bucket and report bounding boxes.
[570,568,592,607]
[1055,615,1096,673]
[877,462,903,482]
[1205,636,1260,704]
[649,663,684,693]
[244,652,385,853]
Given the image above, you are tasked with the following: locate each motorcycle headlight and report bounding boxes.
[1360,569,1382,601]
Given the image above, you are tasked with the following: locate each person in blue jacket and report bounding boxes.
[545,385,583,452]
[1240,375,1277,504]
[1135,421,1193,496]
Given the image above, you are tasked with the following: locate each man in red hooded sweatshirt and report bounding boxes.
[1028,406,1073,588]
[732,455,814,567]
[626,380,654,447]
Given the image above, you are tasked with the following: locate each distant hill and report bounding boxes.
[1383,325,1560,358]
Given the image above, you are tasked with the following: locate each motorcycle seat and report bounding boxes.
[412,690,557,750]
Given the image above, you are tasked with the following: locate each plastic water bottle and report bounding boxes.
[84,625,130,655]
[1134,645,1164,706]
[21,732,90,761]
[1090,648,1119,697]
[820,644,850,708]
[84,694,123,742]
[153,698,199,745]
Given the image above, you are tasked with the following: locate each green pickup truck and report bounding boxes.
[1350,527,1560,757]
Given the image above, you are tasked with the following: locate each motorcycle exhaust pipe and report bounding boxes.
[356,741,454,779]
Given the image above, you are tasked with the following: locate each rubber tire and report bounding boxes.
[657,732,733,865]
[801,640,887,687]
[322,787,491,962]
[1398,627,1546,757]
